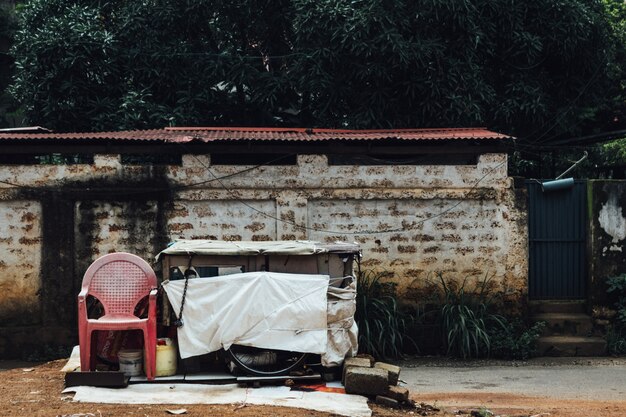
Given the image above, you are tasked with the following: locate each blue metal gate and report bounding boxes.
[527,180,587,299]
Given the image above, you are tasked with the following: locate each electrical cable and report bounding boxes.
[0,153,295,194]
[181,145,508,236]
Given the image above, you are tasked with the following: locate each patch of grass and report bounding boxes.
[355,269,415,360]
[427,273,505,359]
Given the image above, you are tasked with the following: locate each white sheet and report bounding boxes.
[162,272,329,358]
[64,384,372,417]
[322,279,358,366]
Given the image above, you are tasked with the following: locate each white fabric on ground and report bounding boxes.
[61,345,81,372]
[162,271,329,358]
[63,384,372,417]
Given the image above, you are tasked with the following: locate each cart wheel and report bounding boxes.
[227,345,308,376]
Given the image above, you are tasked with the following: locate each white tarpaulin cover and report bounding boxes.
[322,279,358,366]
[156,239,360,260]
[64,384,372,417]
[162,272,329,359]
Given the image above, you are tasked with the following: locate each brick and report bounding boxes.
[375,395,399,408]
[349,356,374,367]
[374,362,401,386]
[344,367,388,396]
[342,356,373,383]
[387,385,409,402]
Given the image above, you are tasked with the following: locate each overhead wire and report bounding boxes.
[179,143,508,236]
[0,153,295,194]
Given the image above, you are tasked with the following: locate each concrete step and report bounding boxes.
[529,300,586,314]
[536,336,607,357]
[531,313,594,337]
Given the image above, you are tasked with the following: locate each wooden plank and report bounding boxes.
[65,371,129,388]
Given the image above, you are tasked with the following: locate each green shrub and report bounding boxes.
[488,319,545,360]
[605,273,626,354]
[429,273,505,359]
[355,269,415,360]
[606,325,626,355]
[607,273,626,324]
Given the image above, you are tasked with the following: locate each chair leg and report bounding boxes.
[79,327,92,372]
[143,330,156,380]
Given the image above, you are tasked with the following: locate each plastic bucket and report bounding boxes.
[118,349,143,377]
[154,338,178,377]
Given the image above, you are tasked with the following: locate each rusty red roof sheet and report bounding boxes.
[0,127,511,142]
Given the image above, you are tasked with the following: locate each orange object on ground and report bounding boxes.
[291,383,346,394]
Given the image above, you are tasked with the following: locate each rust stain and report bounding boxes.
[18,237,41,245]
[422,246,440,253]
[95,212,109,220]
[442,234,462,242]
[189,234,218,240]
[436,222,457,230]
[192,206,216,217]
[377,222,392,231]
[361,258,382,267]
[169,222,194,231]
[479,246,499,255]
[389,234,409,242]
[20,212,36,222]
[108,224,129,232]
[245,222,265,232]
[454,247,475,255]
[371,246,389,253]
[412,234,435,242]
[280,210,295,223]
[398,245,417,254]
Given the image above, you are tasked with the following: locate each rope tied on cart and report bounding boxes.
[173,254,195,328]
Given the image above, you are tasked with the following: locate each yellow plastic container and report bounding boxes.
[153,338,178,377]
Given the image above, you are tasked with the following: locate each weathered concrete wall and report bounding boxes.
[0,151,527,358]
[589,181,626,307]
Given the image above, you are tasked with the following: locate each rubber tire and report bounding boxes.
[226,345,308,376]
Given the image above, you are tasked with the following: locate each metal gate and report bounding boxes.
[527,180,587,299]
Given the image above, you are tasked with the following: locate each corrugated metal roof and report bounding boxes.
[0,127,511,143]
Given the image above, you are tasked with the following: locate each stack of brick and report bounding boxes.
[343,357,411,408]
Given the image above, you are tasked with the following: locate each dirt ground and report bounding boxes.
[3,360,626,417]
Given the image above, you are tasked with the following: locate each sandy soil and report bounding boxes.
[3,360,626,417]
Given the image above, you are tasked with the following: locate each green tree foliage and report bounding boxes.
[0,2,18,127]
[8,0,625,140]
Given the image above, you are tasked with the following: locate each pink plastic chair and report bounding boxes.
[78,252,158,380]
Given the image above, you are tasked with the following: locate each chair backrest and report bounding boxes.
[81,252,157,318]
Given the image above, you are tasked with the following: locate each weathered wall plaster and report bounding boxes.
[589,181,626,307]
[598,193,626,252]
[0,151,527,357]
